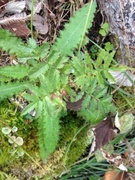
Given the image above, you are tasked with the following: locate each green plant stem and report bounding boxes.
[30,0,35,38]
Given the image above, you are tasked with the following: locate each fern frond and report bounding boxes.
[52,1,97,56]
[0,82,29,101]
[0,65,30,79]
[38,97,60,161]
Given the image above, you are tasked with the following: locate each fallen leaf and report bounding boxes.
[5,1,26,14]
[88,113,120,157]
[33,14,48,35]
[66,96,85,111]
[101,149,127,171]
[2,20,30,37]
[109,70,135,86]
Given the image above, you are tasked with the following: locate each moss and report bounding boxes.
[59,112,89,166]
[0,101,89,179]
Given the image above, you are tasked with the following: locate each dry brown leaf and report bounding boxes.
[87,113,121,160]
[104,171,129,180]
[101,149,127,171]
[2,20,30,37]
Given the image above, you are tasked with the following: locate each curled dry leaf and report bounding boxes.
[5,1,26,14]
[0,0,48,37]
[88,113,120,158]
[33,14,48,35]
[101,149,127,171]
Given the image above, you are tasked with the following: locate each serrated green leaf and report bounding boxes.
[52,97,65,108]
[0,65,30,79]
[88,78,97,94]
[101,95,112,103]
[90,97,97,110]
[84,52,93,71]
[21,102,37,116]
[94,88,107,98]
[48,52,60,65]
[72,57,85,73]
[53,1,97,56]
[78,108,102,124]
[27,38,37,49]
[41,76,53,94]
[52,70,60,90]
[23,93,39,102]
[82,95,91,108]
[103,52,114,69]
[38,42,50,59]
[0,82,28,100]
[54,56,69,69]
[38,97,60,161]
[104,70,115,82]
[76,75,86,87]
[110,65,131,71]
[29,63,49,79]
[35,100,43,118]
[0,28,25,55]
[60,74,68,88]
[95,71,104,88]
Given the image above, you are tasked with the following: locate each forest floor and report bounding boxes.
[0,0,135,180]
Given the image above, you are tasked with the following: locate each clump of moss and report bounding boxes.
[59,112,89,166]
[0,100,89,179]
[0,101,38,170]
